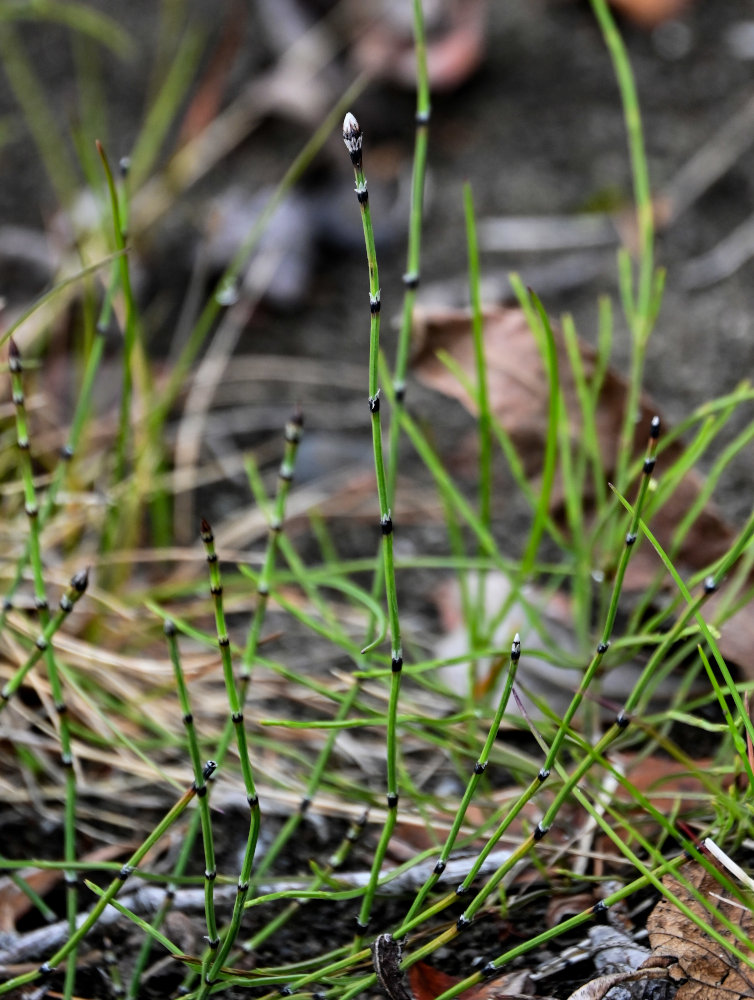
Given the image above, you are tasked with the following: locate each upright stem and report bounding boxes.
[342,112,404,937]
[199,519,261,987]
[8,340,80,1000]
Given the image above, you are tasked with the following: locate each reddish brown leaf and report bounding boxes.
[179,2,246,144]
[609,0,692,29]
[409,962,539,1000]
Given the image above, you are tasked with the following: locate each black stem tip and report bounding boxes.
[200,517,212,537]
[8,338,20,361]
[71,568,89,593]
[650,415,660,437]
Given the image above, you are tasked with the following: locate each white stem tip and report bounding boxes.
[343,112,362,160]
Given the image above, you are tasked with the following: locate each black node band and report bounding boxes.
[616,712,630,729]
[456,914,470,929]
[402,272,420,289]
[433,860,446,875]
[473,761,487,775]
[356,188,368,204]
[643,456,656,474]
[387,792,399,808]
[533,824,549,842]
[232,711,243,724]
[369,394,380,413]
[381,516,393,536]
[391,656,403,672]
[538,768,550,782]
[597,641,610,654]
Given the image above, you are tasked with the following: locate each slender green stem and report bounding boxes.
[403,636,520,924]
[0,285,108,627]
[541,416,660,774]
[242,408,303,673]
[342,111,404,938]
[385,0,430,505]
[463,182,493,681]
[589,0,658,501]
[8,339,81,999]
[164,619,219,979]
[199,519,260,987]
[1,570,89,709]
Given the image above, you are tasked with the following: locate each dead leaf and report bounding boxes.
[408,961,539,1000]
[350,0,487,92]
[565,960,671,1000]
[647,860,754,998]
[410,304,752,673]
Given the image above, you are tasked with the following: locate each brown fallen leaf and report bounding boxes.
[647,859,754,998]
[408,961,541,1000]
[565,959,672,1000]
[410,304,751,673]
[349,0,488,92]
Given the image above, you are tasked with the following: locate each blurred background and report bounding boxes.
[2,0,754,533]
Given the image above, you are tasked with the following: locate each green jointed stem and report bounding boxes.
[0,767,207,996]
[402,636,521,925]
[0,321,106,627]
[243,408,303,673]
[342,111,404,937]
[199,519,260,986]
[164,619,219,966]
[589,0,658,503]
[386,0,430,503]
[0,569,89,709]
[8,339,81,999]
[540,415,661,775]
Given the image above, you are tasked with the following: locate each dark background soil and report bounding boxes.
[3,1,754,531]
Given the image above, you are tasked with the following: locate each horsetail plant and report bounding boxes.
[342,110,405,940]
